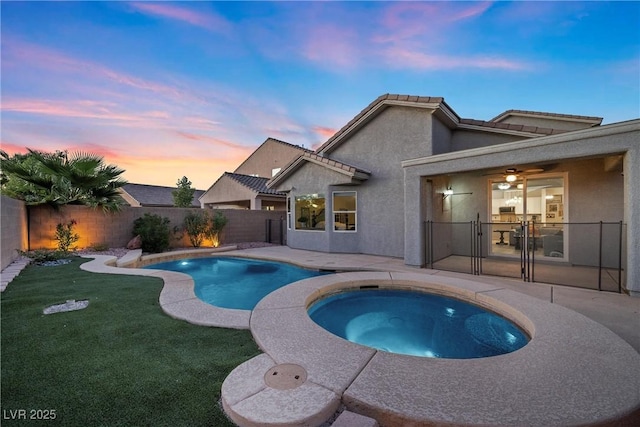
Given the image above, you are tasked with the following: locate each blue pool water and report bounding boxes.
[145,257,328,310]
[308,289,529,359]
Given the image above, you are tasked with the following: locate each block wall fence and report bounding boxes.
[1,196,29,270]
[1,197,285,270]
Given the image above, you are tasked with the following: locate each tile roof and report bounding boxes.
[226,173,286,195]
[265,137,314,153]
[490,109,603,124]
[267,152,371,189]
[458,118,568,135]
[302,152,371,176]
[315,94,604,153]
[121,183,204,207]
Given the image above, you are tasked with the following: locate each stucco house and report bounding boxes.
[199,137,309,210]
[119,183,204,207]
[268,94,640,296]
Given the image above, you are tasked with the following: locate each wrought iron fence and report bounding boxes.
[425,220,626,293]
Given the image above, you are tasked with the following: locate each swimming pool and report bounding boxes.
[145,257,328,310]
[308,288,529,358]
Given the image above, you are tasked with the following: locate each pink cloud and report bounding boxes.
[303,24,361,69]
[0,142,28,155]
[313,126,337,140]
[3,39,193,103]
[129,2,232,35]
[2,99,137,121]
[382,48,528,71]
[376,1,492,44]
[1,99,189,133]
[175,131,252,152]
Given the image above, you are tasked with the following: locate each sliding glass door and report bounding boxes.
[490,175,566,260]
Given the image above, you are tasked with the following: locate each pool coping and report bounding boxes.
[226,272,640,426]
[80,250,640,426]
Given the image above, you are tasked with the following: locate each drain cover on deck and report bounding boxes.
[264,364,307,390]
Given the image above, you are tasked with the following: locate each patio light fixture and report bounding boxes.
[505,174,517,182]
[442,187,472,200]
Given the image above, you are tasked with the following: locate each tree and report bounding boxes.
[0,149,127,212]
[172,176,196,207]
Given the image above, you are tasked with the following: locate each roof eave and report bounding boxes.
[456,123,547,138]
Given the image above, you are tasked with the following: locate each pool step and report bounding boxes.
[331,410,379,427]
[222,353,341,427]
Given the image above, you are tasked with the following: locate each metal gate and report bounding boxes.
[425,219,625,293]
[265,218,286,245]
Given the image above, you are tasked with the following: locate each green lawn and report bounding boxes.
[1,258,260,426]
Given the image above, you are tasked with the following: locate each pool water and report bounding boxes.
[308,289,529,359]
[145,257,328,310]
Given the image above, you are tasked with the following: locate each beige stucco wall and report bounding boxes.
[235,139,305,178]
[452,129,525,152]
[27,205,283,250]
[281,105,434,258]
[1,196,28,270]
[200,175,258,208]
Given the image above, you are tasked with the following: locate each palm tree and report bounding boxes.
[0,149,128,212]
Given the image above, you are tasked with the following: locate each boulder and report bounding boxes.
[127,235,142,250]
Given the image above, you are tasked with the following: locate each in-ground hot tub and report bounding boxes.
[308,287,529,358]
[222,271,640,427]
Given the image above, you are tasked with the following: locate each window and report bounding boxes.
[272,167,281,177]
[333,191,356,231]
[295,194,325,230]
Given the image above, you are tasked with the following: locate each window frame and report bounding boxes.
[294,193,326,232]
[332,191,357,232]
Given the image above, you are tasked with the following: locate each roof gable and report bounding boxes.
[233,137,310,177]
[267,152,371,189]
[316,94,453,155]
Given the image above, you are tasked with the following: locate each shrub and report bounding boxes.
[208,210,228,247]
[183,212,208,247]
[20,249,67,264]
[55,219,80,252]
[90,242,109,252]
[132,213,171,253]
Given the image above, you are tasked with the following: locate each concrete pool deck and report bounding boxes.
[79,246,640,426]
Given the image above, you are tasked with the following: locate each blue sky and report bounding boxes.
[2,1,639,189]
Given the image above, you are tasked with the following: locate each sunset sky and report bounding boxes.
[2,1,638,189]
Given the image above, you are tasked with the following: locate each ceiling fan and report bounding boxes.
[484,167,545,181]
[485,167,546,190]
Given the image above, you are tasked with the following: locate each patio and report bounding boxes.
[79,245,640,426]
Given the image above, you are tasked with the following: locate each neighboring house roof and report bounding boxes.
[120,183,204,207]
[225,172,286,195]
[268,152,371,189]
